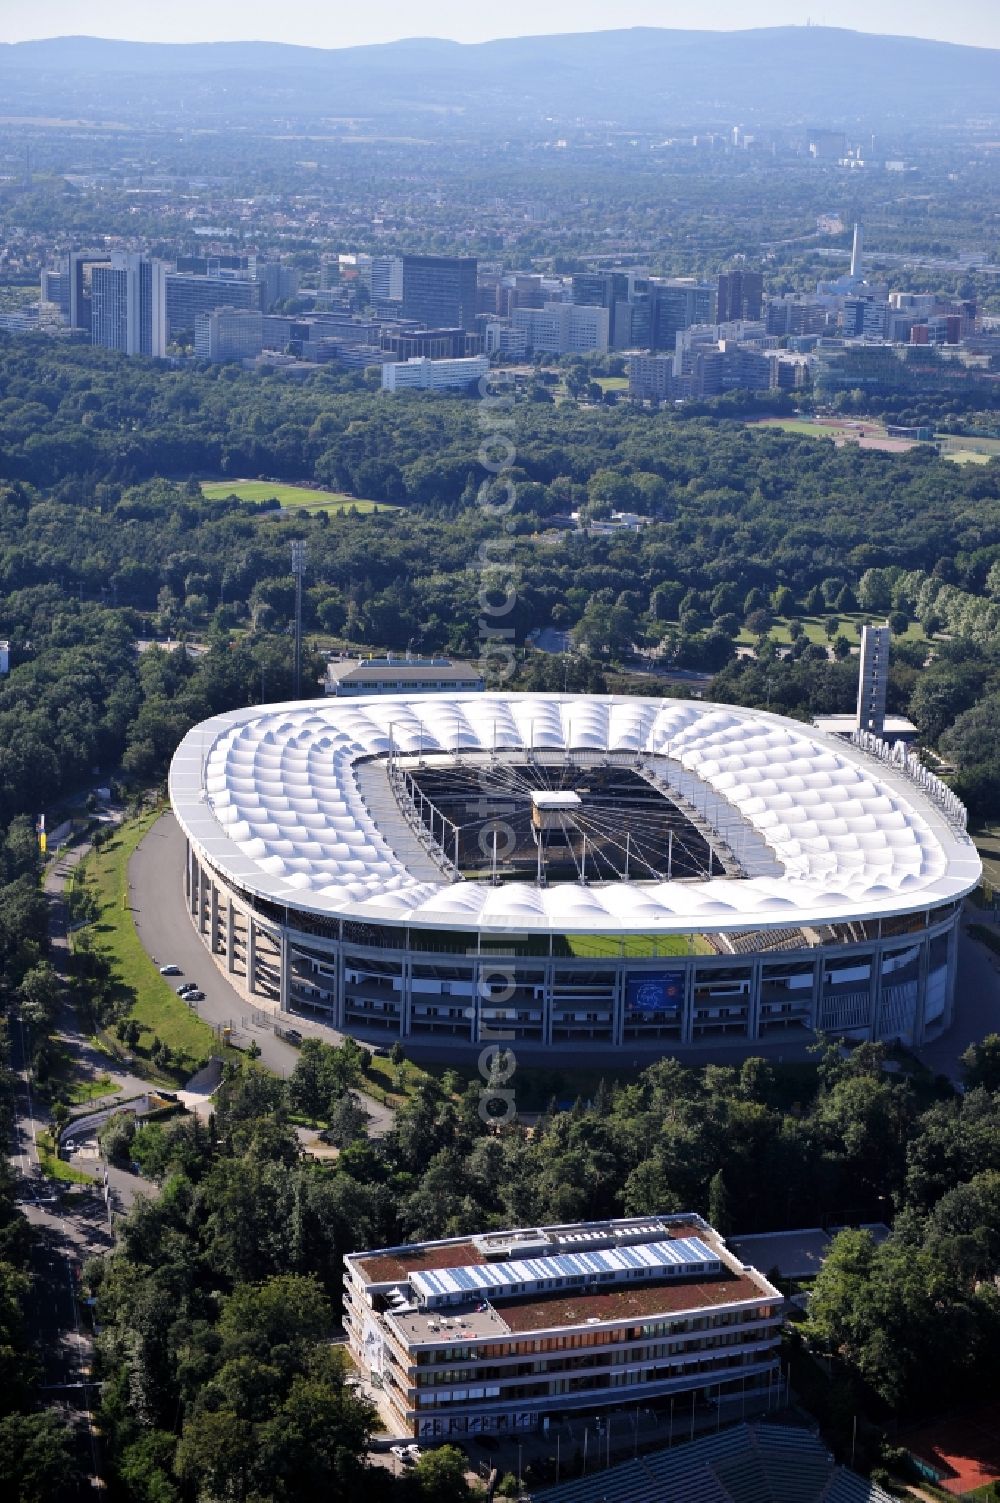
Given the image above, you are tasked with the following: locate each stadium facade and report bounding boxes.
[168,693,980,1054]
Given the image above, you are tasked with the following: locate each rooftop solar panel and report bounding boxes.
[409,1235,720,1308]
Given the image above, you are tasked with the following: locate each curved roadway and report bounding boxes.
[128,812,394,1136]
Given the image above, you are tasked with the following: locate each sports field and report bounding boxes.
[936,434,1000,465]
[736,612,928,650]
[750,415,917,453]
[200,479,394,513]
[750,416,1000,466]
[901,1403,1000,1495]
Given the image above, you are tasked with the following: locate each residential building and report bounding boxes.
[381,355,489,392]
[510,302,609,355]
[91,251,166,357]
[717,269,763,323]
[194,306,264,362]
[344,1214,783,1440]
[401,255,478,331]
[628,353,675,402]
[325,655,484,697]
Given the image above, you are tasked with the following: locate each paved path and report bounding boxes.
[8,834,120,1489]
[916,921,1000,1081]
[128,812,395,1136]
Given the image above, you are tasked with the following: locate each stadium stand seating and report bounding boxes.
[530,1422,896,1503]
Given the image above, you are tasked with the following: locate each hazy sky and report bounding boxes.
[1,0,999,50]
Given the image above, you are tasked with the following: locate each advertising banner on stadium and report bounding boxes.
[626,971,685,1014]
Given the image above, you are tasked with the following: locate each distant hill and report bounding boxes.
[2,27,1000,130]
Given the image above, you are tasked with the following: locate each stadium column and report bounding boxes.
[809,952,824,1035]
[747,957,763,1040]
[247,915,257,995]
[279,931,290,1014]
[226,900,235,972]
[335,948,346,1029]
[912,930,931,1046]
[401,953,413,1038]
[210,881,219,954]
[542,960,555,1046]
[943,919,959,1034]
[866,947,880,1042]
[612,968,625,1047]
[184,838,191,906]
[680,963,695,1045]
[196,859,205,936]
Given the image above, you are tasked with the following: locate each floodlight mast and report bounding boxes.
[290,540,308,698]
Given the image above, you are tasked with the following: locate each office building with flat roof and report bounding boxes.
[717,270,764,323]
[401,255,478,331]
[511,302,609,355]
[325,656,485,697]
[650,280,716,352]
[344,1214,783,1440]
[164,272,262,343]
[194,306,264,362]
[381,355,489,392]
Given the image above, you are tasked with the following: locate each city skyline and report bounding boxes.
[2,2,1000,51]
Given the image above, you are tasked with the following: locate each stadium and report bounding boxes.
[168,692,980,1055]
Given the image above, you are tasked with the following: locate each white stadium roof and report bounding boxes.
[168,693,981,935]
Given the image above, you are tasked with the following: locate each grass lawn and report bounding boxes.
[735,612,928,651]
[595,375,629,392]
[564,933,711,958]
[199,479,396,514]
[751,417,853,439]
[971,825,1000,893]
[36,1041,120,1107]
[74,813,219,1081]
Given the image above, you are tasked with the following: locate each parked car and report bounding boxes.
[159,964,182,976]
[284,1029,302,1045]
[185,990,205,1002]
[176,982,197,995]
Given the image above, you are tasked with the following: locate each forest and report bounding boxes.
[2,332,1000,1496]
[2,336,1000,820]
[79,1035,1000,1498]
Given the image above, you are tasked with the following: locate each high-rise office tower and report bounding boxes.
[850,223,864,281]
[572,270,647,346]
[401,255,478,331]
[717,269,764,323]
[65,251,109,334]
[371,256,403,304]
[649,280,716,352]
[90,252,166,356]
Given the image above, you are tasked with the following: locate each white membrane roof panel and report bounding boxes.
[168,693,981,934]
